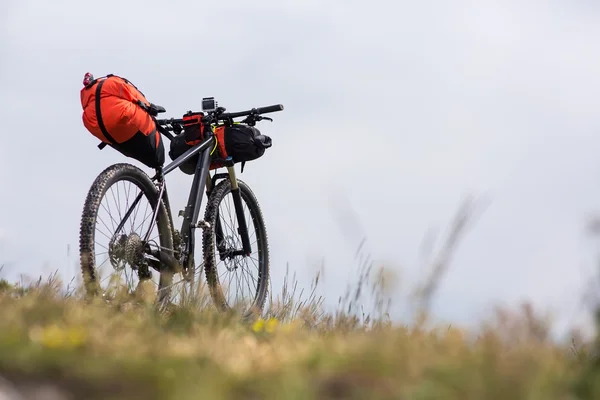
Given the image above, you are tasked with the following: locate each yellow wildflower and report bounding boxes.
[265,318,279,334]
[30,324,87,349]
[252,318,279,334]
[252,318,265,333]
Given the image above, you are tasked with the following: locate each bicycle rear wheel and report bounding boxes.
[79,163,175,305]
[202,179,270,317]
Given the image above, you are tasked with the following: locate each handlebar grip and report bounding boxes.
[257,104,284,114]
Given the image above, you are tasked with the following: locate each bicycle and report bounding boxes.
[78,98,284,316]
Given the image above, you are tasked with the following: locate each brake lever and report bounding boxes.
[240,114,273,126]
[253,115,273,122]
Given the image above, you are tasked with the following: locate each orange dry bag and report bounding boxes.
[80,74,165,169]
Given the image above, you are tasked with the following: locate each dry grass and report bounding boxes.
[0,197,599,399]
[0,274,596,400]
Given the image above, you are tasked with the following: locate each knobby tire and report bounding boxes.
[202,179,270,317]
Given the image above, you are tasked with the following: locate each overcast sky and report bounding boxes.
[1,0,600,339]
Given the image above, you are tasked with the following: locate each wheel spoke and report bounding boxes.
[100,202,118,232]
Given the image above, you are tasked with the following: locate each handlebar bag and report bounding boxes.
[225,124,272,164]
[81,74,165,169]
[168,122,272,175]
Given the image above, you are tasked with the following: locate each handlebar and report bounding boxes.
[155,103,284,130]
[224,104,284,119]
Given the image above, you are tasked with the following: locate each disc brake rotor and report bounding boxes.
[222,235,242,272]
[108,234,128,271]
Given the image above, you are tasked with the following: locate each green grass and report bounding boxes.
[0,269,598,400]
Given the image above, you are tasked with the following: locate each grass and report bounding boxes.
[0,274,597,400]
[1,198,600,399]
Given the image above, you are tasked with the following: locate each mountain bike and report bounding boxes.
[78,98,284,316]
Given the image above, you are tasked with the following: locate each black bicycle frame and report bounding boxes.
[112,128,252,275]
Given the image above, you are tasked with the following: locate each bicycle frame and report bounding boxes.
[109,101,283,277]
[112,132,251,277]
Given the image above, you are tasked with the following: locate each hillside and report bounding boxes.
[0,270,599,400]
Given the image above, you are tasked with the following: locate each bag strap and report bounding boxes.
[85,73,145,95]
[94,78,118,149]
[108,75,152,113]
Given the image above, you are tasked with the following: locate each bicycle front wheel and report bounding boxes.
[202,179,270,317]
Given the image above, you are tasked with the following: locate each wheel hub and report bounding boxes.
[222,235,242,272]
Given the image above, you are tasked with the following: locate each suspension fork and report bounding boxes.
[227,165,252,256]
[206,173,225,254]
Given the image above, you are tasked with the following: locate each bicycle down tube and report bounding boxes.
[177,135,214,272]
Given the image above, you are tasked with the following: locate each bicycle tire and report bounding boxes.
[202,179,270,316]
[79,163,175,305]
